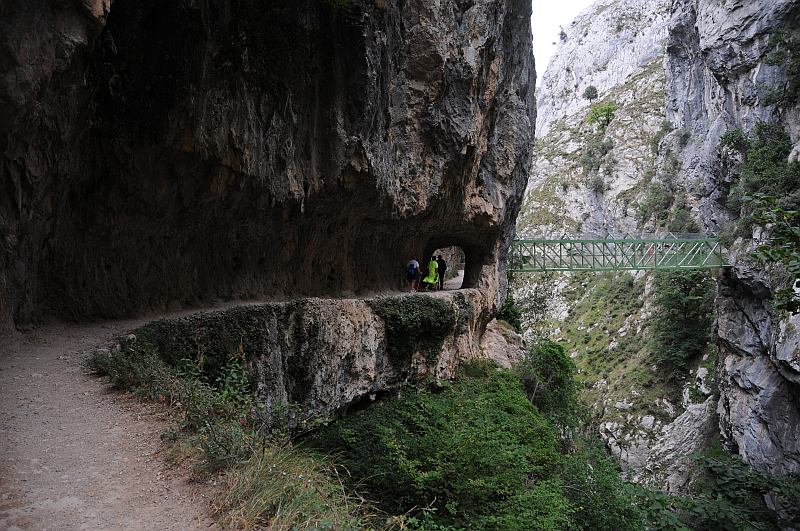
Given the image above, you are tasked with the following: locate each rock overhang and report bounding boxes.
[0,0,535,332]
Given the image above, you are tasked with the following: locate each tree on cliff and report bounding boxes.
[586,102,618,129]
[583,85,598,102]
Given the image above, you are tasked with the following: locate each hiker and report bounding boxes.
[406,258,421,291]
[422,256,439,291]
[436,255,447,290]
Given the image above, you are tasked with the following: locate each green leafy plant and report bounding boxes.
[724,122,800,214]
[651,120,673,155]
[649,270,714,383]
[580,134,614,175]
[748,195,800,314]
[309,361,643,530]
[518,340,581,427]
[631,448,800,530]
[586,101,618,128]
[497,292,523,332]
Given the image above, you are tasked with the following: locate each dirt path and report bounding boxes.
[0,319,217,530]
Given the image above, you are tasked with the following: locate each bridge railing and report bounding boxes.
[510,237,729,272]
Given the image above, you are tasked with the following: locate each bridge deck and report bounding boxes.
[510,237,728,272]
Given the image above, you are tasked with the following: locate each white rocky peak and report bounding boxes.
[536,0,671,136]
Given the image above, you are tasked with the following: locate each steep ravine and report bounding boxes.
[520,0,800,497]
[666,0,800,478]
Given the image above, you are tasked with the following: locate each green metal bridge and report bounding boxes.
[510,235,729,272]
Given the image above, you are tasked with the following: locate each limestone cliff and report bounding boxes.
[519,0,670,239]
[535,0,669,137]
[665,0,800,477]
[0,0,535,332]
[519,0,800,494]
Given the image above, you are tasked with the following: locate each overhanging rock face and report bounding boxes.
[0,0,535,331]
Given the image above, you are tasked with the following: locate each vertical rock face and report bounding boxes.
[518,0,670,239]
[0,0,535,331]
[535,0,670,137]
[522,0,800,492]
[108,290,487,427]
[665,0,800,476]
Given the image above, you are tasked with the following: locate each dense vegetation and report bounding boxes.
[90,312,800,530]
[723,123,800,214]
[649,270,715,383]
[632,448,800,530]
[310,354,643,530]
[719,122,800,312]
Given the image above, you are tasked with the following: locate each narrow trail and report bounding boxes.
[0,318,217,530]
[0,275,467,529]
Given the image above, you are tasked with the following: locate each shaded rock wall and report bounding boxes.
[0,0,535,331]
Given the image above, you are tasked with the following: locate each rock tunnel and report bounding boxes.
[0,0,535,328]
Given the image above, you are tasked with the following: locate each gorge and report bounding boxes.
[1,0,800,528]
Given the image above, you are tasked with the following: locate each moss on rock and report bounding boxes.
[368,295,456,367]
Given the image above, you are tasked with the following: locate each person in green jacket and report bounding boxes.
[422,256,439,291]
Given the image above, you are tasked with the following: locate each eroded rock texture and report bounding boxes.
[0,0,535,331]
[110,290,486,426]
[665,0,800,476]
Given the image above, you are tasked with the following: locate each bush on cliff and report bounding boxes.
[631,448,800,530]
[724,123,800,214]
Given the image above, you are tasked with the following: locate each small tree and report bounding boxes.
[583,85,598,102]
[586,102,618,129]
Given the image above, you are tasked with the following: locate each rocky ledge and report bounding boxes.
[100,290,500,427]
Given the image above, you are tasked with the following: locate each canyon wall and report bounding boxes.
[0,0,535,332]
[520,0,800,492]
[666,0,800,476]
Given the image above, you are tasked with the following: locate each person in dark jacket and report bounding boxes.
[436,255,447,290]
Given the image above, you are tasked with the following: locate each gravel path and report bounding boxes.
[0,319,217,530]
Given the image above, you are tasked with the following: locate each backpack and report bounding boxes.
[406,262,417,275]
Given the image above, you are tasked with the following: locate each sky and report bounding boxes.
[531,0,597,75]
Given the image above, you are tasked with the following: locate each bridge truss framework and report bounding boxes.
[509,237,728,272]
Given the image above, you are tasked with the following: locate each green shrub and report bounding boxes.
[638,179,674,224]
[497,292,523,332]
[589,174,606,194]
[631,448,800,530]
[649,271,714,382]
[562,440,644,530]
[651,120,673,155]
[580,134,614,175]
[586,102,618,128]
[519,340,580,427]
[725,122,800,213]
[88,344,259,471]
[749,195,800,314]
[308,362,643,530]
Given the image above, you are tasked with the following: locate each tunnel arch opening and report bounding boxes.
[417,245,471,291]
